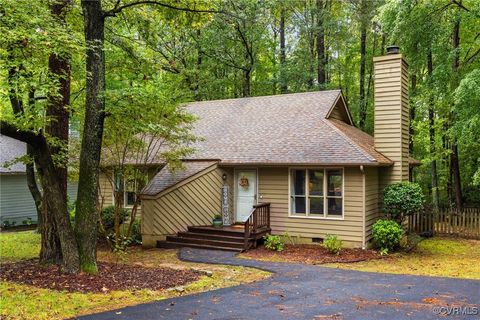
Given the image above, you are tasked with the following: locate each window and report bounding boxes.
[124,179,137,207]
[114,174,139,208]
[289,168,343,218]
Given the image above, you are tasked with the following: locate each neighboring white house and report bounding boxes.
[0,135,78,226]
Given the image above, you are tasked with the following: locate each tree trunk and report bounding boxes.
[427,50,439,210]
[40,0,72,264]
[409,74,416,181]
[279,6,287,94]
[316,0,326,89]
[32,140,79,272]
[76,0,106,273]
[242,68,251,97]
[450,18,462,211]
[358,4,367,130]
[194,29,202,101]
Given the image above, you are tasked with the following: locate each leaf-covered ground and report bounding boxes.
[325,237,480,279]
[241,244,380,264]
[0,232,270,320]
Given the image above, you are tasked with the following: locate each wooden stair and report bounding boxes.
[157,225,270,252]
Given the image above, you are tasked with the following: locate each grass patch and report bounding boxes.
[0,231,40,262]
[0,232,270,319]
[325,237,480,279]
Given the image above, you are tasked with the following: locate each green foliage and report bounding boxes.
[2,220,17,228]
[372,219,404,254]
[101,206,130,231]
[323,234,343,255]
[263,234,285,252]
[383,182,425,222]
[130,219,142,244]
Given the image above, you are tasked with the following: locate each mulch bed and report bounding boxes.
[243,244,380,264]
[0,260,199,293]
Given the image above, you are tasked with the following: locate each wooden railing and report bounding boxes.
[408,207,480,239]
[243,202,271,250]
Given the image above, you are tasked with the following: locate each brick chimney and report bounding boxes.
[373,46,410,187]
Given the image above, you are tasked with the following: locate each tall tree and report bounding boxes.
[316,0,326,88]
[279,4,287,93]
[450,17,463,210]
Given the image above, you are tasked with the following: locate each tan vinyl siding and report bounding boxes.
[257,167,364,246]
[141,165,224,245]
[98,172,114,207]
[364,167,379,242]
[373,54,410,188]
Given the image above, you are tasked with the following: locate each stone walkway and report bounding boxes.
[80,248,480,320]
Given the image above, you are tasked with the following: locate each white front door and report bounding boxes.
[235,170,257,222]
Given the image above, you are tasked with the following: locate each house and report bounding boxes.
[0,135,78,226]
[98,49,418,250]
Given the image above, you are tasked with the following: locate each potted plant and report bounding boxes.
[212,214,223,227]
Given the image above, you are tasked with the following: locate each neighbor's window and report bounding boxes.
[114,174,139,207]
[289,169,343,218]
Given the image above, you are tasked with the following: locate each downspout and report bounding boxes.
[360,165,366,249]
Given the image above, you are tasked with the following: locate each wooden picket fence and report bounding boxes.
[407,207,480,239]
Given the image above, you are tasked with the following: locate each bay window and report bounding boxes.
[289,168,343,218]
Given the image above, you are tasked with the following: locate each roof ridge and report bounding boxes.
[322,119,376,163]
[184,89,341,107]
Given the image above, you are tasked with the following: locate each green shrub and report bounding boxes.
[101,206,130,230]
[372,219,404,254]
[383,182,424,223]
[130,218,142,244]
[263,234,284,251]
[323,234,343,255]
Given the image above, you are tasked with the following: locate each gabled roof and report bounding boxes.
[0,135,27,174]
[183,90,391,166]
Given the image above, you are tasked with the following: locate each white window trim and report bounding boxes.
[113,173,137,208]
[288,167,345,220]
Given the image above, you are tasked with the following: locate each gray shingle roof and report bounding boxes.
[0,135,27,174]
[142,161,217,196]
[183,90,388,165]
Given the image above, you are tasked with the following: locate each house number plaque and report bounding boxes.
[221,186,231,226]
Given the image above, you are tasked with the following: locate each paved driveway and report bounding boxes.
[80,248,480,320]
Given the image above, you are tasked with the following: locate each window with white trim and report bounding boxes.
[114,174,139,207]
[289,168,343,217]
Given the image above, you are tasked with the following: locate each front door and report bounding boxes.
[235,170,257,222]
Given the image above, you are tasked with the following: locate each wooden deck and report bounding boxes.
[157,203,271,252]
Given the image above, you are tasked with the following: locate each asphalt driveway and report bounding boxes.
[80,248,480,320]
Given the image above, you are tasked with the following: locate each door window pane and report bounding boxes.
[327,170,342,196]
[308,170,323,196]
[327,198,342,216]
[309,197,324,215]
[292,170,305,195]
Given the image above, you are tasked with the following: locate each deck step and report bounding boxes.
[166,235,244,249]
[187,226,245,237]
[177,231,245,243]
[157,240,243,252]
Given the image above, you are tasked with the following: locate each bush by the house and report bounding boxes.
[372,219,404,254]
[383,182,424,223]
[323,234,343,255]
[130,218,142,244]
[263,234,284,252]
[101,206,130,230]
